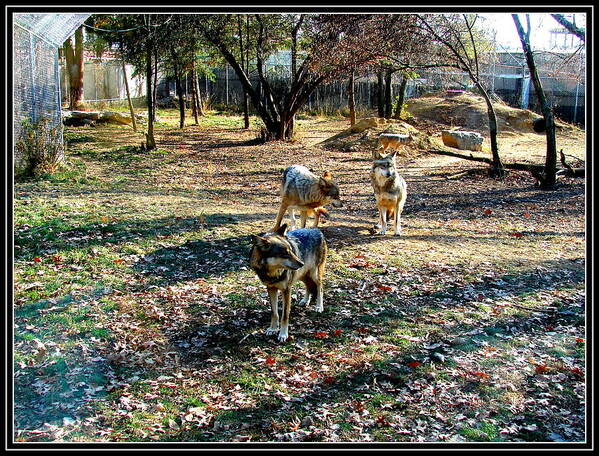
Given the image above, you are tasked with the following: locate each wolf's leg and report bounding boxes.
[378,206,388,235]
[272,202,289,232]
[313,264,325,313]
[288,208,297,230]
[300,211,308,228]
[394,192,407,236]
[300,275,317,306]
[278,287,292,342]
[312,211,320,227]
[265,287,279,336]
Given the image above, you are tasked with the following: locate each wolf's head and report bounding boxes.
[319,171,343,208]
[372,150,398,179]
[251,224,304,271]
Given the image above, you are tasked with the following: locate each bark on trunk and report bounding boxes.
[348,71,356,125]
[393,76,408,120]
[145,44,156,150]
[152,48,158,122]
[172,56,186,129]
[377,70,385,118]
[195,74,205,116]
[64,26,84,110]
[121,60,137,132]
[384,69,393,119]
[238,15,250,129]
[190,68,199,125]
[475,79,504,177]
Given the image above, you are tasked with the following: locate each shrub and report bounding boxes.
[15,117,64,177]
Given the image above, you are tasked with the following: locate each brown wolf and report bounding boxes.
[371,150,408,235]
[273,165,342,231]
[250,225,328,342]
[378,133,411,152]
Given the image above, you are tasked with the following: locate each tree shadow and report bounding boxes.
[160,256,584,441]
[15,215,206,261]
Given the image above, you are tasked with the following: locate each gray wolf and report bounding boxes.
[371,150,408,235]
[250,224,327,342]
[378,133,411,152]
[273,165,342,231]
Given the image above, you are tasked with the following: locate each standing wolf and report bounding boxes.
[272,165,342,231]
[371,150,408,235]
[250,224,327,342]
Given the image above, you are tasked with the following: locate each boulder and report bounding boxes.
[441,130,484,151]
[63,110,136,126]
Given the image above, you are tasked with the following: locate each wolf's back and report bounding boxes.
[287,228,327,263]
[281,165,318,200]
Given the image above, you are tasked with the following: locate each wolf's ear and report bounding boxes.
[388,150,398,160]
[372,150,383,160]
[252,235,270,248]
[322,171,333,181]
[275,224,288,236]
[318,177,331,189]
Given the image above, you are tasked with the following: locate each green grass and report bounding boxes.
[12,110,586,443]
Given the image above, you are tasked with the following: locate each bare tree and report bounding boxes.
[512,14,558,188]
[417,14,505,177]
[197,14,418,141]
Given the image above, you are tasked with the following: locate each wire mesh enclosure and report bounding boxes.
[12,13,90,171]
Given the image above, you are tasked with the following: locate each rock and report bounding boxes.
[98,111,135,125]
[63,110,136,126]
[349,117,381,133]
[441,129,484,151]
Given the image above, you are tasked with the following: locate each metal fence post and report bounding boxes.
[29,34,37,122]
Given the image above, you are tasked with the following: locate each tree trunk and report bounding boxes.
[238,14,250,129]
[152,48,158,122]
[377,69,385,118]
[348,71,356,125]
[190,68,199,125]
[64,26,84,109]
[195,74,205,116]
[513,14,558,188]
[473,78,504,177]
[384,69,393,119]
[145,43,156,150]
[121,60,137,132]
[172,55,186,129]
[393,76,408,119]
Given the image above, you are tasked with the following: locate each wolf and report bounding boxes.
[288,206,330,229]
[371,150,408,235]
[378,133,411,152]
[250,224,327,342]
[272,165,342,231]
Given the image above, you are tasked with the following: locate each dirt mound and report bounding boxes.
[318,117,422,153]
[317,92,581,155]
[406,91,576,135]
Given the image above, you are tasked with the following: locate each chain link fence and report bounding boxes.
[12,13,90,171]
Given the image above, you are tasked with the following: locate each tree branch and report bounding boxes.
[551,14,585,42]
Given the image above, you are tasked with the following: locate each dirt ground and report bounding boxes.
[13,96,587,443]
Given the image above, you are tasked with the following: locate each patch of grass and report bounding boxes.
[459,422,501,442]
